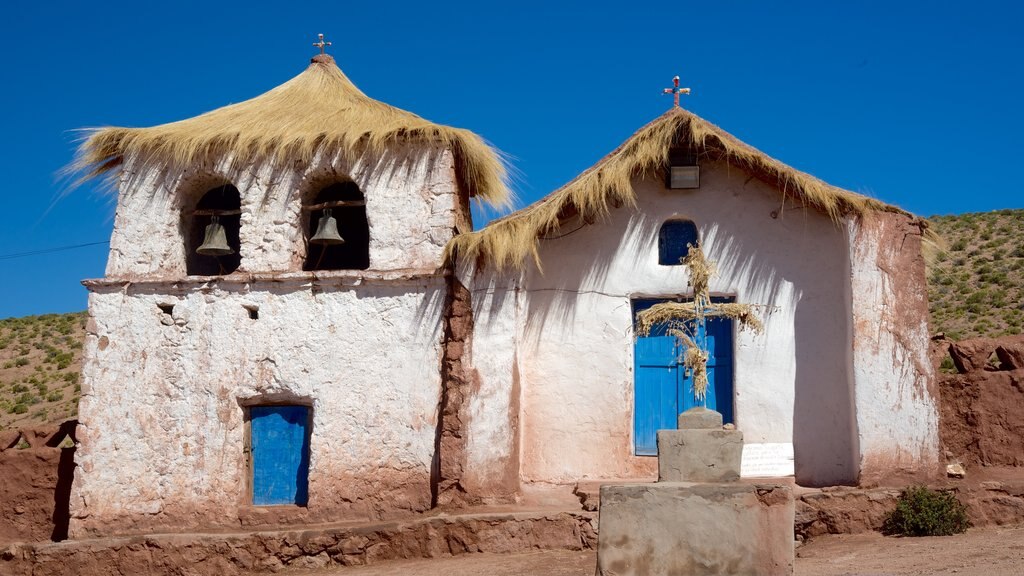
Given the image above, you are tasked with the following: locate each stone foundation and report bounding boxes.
[597,483,794,576]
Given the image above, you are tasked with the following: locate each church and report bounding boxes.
[70,46,939,538]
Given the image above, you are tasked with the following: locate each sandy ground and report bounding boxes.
[294,524,1024,575]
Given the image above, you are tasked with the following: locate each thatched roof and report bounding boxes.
[74,55,510,206]
[447,107,909,270]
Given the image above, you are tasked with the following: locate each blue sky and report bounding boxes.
[1,1,1021,319]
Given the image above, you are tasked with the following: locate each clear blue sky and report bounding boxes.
[1,0,1021,319]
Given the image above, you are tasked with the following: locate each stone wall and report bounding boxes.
[938,335,1024,467]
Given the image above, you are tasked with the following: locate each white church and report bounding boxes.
[70,49,940,538]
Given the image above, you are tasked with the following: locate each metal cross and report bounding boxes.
[662,75,692,108]
[313,33,332,55]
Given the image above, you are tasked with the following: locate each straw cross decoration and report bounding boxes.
[313,33,332,55]
[662,75,692,108]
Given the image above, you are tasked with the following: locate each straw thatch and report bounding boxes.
[447,106,909,269]
[73,55,510,207]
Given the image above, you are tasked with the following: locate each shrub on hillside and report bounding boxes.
[883,486,969,537]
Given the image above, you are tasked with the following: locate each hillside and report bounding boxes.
[926,209,1024,340]
[0,210,1021,430]
[0,313,85,430]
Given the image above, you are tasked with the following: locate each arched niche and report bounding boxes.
[303,181,369,271]
[658,219,699,266]
[185,183,242,276]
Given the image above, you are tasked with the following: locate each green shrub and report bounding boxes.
[939,356,956,373]
[883,486,969,537]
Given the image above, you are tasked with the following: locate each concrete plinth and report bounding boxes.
[657,428,744,483]
[596,483,794,576]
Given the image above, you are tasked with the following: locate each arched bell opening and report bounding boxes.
[185,184,242,276]
[303,181,369,271]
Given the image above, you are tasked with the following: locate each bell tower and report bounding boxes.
[71,44,508,538]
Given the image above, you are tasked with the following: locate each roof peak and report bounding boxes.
[310,53,335,65]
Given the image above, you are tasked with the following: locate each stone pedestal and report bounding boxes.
[597,483,794,576]
[596,407,795,575]
[657,407,743,483]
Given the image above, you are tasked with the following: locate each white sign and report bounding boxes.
[741,442,795,478]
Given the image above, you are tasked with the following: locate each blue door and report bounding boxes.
[633,298,734,455]
[250,405,310,505]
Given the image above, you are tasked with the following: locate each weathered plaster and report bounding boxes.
[847,212,940,485]
[464,160,862,488]
[75,141,462,537]
[105,144,457,278]
[72,278,447,537]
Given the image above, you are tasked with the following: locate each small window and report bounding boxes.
[304,182,369,271]
[658,220,699,265]
[186,184,242,276]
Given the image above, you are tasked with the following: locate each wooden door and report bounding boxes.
[250,405,311,505]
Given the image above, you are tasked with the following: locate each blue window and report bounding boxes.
[658,220,699,265]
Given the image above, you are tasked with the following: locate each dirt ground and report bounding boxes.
[292,524,1024,576]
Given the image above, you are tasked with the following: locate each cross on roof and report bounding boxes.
[313,33,332,55]
[663,75,692,108]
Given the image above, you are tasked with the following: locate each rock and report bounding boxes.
[994,336,1024,370]
[947,463,966,479]
[949,338,998,374]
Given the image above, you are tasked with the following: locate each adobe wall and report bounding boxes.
[846,212,940,485]
[74,143,463,537]
[0,422,76,544]
[73,276,447,538]
[463,160,860,488]
[938,335,1024,468]
[105,144,458,277]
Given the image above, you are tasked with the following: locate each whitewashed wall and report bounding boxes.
[847,213,940,485]
[105,144,458,277]
[463,160,861,488]
[74,144,458,537]
[72,278,446,537]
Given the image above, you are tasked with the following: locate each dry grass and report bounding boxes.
[926,209,1024,339]
[0,313,85,430]
[448,107,907,270]
[73,55,510,207]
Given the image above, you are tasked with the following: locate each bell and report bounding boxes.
[196,216,234,256]
[310,209,345,245]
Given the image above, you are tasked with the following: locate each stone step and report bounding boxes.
[0,508,598,576]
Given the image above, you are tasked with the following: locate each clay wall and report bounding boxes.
[105,143,458,278]
[463,160,866,488]
[74,141,466,537]
[0,422,76,544]
[846,211,941,486]
[938,335,1024,467]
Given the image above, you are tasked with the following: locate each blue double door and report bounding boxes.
[633,298,735,456]
[250,405,311,506]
